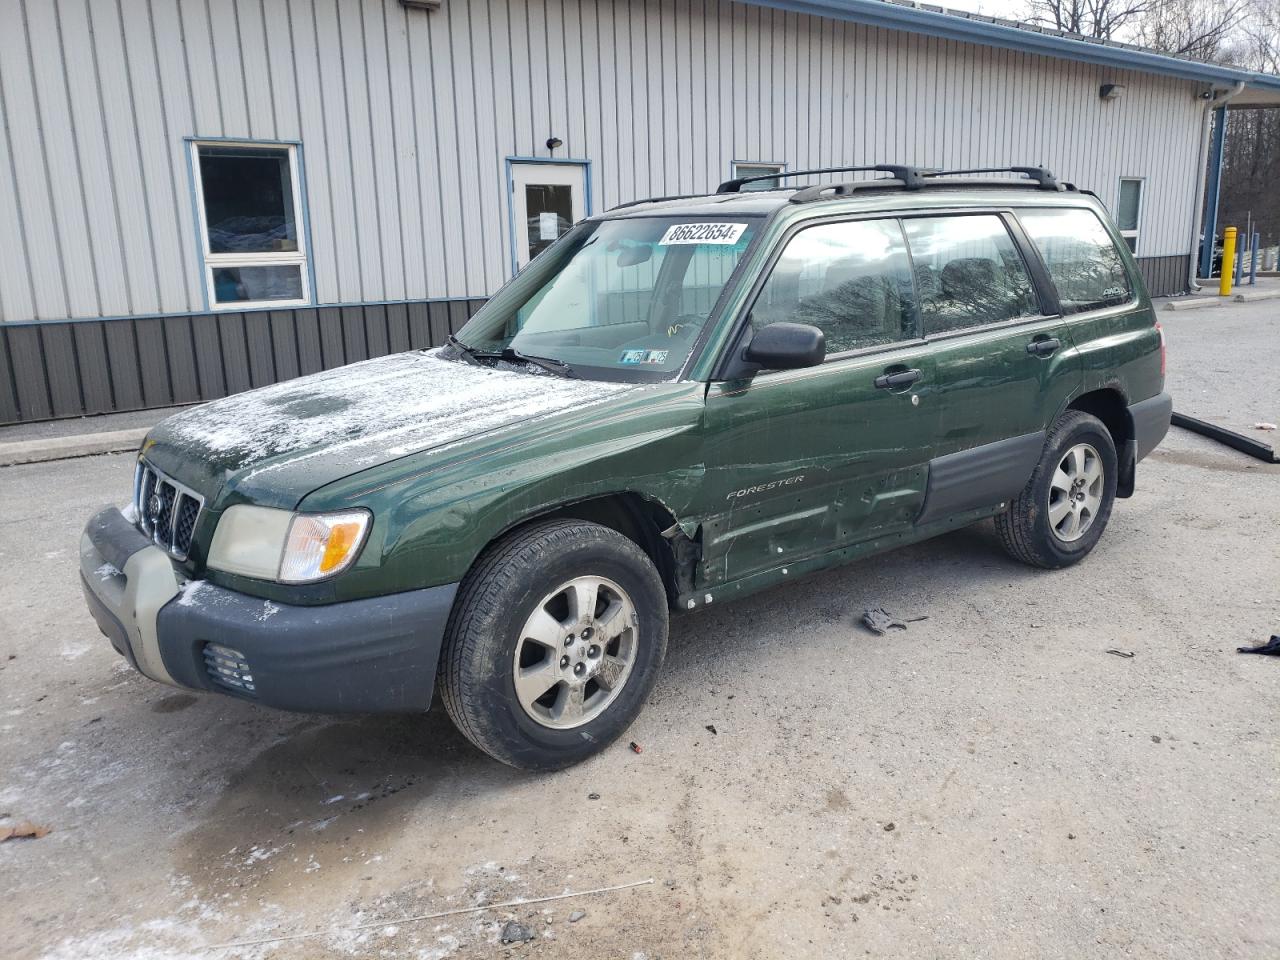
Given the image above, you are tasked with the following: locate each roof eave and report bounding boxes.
[743,0,1280,93]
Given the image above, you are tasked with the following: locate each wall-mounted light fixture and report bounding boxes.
[399,0,441,10]
[546,137,563,151]
[1100,83,1126,101]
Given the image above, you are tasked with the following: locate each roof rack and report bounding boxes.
[788,178,914,204]
[607,193,705,211]
[923,166,1065,190]
[716,164,932,193]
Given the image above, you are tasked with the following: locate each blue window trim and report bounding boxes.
[183,135,318,312]
[503,156,593,277]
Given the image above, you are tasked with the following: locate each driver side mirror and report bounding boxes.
[743,322,826,371]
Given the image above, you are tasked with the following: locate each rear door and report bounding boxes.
[699,216,939,586]
[903,211,1082,524]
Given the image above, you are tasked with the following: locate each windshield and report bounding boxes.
[453,216,762,380]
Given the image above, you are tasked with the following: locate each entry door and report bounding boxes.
[510,162,587,269]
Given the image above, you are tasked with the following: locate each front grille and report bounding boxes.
[133,461,204,560]
[203,643,257,696]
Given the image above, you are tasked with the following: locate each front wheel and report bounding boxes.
[438,519,668,770]
[995,410,1118,569]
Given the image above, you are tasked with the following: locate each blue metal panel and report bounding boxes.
[1199,106,1226,279]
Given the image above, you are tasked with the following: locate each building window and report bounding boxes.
[1117,178,1143,253]
[190,141,310,309]
[733,162,785,191]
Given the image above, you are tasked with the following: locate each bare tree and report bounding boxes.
[1024,0,1156,39]
[1130,0,1251,61]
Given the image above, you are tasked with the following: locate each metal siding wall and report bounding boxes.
[1,0,1204,327]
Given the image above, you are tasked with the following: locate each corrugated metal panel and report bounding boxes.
[0,298,489,424]
[1,0,1204,325]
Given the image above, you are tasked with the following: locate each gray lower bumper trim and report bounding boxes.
[1131,392,1173,462]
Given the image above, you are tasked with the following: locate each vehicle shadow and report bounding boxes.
[127,519,1031,898]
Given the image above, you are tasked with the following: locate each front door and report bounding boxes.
[510,162,587,270]
[698,216,940,587]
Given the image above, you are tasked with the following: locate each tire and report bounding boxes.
[438,518,668,770]
[995,410,1118,569]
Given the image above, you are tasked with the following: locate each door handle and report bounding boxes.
[1026,337,1061,357]
[873,367,922,390]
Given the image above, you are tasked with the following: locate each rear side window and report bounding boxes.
[1019,208,1133,314]
[751,218,916,354]
[902,215,1039,336]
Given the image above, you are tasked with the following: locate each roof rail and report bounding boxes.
[717,164,932,193]
[607,193,705,211]
[788,178,912,204]
[923,166,1065,191]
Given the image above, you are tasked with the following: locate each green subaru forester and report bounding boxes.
[81,165,1171,769]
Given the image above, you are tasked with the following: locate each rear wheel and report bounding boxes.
[995,410,1118,569]
[438,519,668,770]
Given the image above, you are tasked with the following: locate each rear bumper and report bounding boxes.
[80,506,458,713]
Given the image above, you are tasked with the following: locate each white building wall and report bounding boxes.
[0,0,1206,323]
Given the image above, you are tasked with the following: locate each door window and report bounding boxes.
[903,215,1039,335]
[1018,208,1132,313]
[751,218,916,354]
[510,163,587,270]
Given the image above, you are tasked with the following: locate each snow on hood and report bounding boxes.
[151,349,638,500]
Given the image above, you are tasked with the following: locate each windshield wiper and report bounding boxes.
[449,335,575,378]
[446,334,481,365]
[495,348,576,378]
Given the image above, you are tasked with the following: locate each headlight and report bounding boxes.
[207,505,371,583]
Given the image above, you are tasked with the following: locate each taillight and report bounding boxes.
[1155,321,1166,377]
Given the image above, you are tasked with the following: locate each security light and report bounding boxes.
[546,137,564,150]
[1100,83,1125,100]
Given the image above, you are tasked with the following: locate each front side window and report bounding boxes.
[192,142,309,309]
[1019,208,1132,314]
[456,216,761,380]
[733,162,785,191]
[1117,178,1142,252]
[903,214,1039,336]
[751,218,915,354]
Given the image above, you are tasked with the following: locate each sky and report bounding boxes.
[930,0,1030,20]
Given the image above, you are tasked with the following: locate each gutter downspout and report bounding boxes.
[1188,82,1245,291]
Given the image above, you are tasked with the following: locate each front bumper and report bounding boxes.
[80,506,458,713]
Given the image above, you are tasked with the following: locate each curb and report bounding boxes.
[1233,288,1280,303]
[0,428,147,467]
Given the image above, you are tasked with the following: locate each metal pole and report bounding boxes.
[1200,106,1228,279]
[1250,231,1260,285]
[1220,226,1237,296]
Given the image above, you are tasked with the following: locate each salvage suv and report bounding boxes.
[81,165,1171,770]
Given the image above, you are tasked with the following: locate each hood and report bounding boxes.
[142,350,639,508]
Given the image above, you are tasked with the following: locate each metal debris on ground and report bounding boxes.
[1237,635,1280,656]
[1105,649,1136,658]
[861,607,928,635]
[501,921,535,944]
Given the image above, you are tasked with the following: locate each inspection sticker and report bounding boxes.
[619,349,669,365]
[658,222,748,245]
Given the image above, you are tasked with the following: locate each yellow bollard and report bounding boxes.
[1220,226,1237,296]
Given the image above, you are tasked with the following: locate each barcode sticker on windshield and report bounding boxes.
[658,222,748,245]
